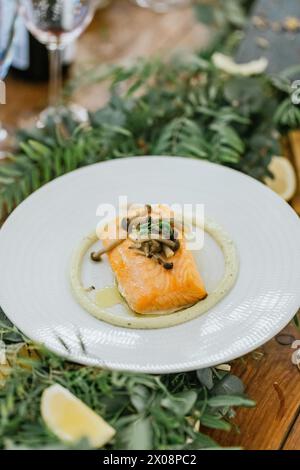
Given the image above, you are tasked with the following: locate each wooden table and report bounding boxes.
[1,0,299,451]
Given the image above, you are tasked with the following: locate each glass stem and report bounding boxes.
[0,121,8,143]
[47,45,63,109]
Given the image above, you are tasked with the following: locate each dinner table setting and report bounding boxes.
[0,0,300,454]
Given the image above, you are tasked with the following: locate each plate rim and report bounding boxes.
[2,155,299,227]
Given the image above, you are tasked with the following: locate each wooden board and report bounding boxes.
[288,131,300,214]
[208,323,300,450]
[283,414,300,449]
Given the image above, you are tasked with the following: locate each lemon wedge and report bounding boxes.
[212,53,268,76]
[41,384,116,448]
[264,156,297,201]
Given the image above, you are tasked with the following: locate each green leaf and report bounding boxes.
[0,176,15,184]
[104,124,132,137]
[62,149,71,173]
[130,385,151,413]
[200,414,232,431]
[293,312,300,329]
[91,108,126,128]
[196,368,214,390]
[161,390,197,416]
[208,396,256,408]
[19,142,41,161]
[189,433,220,449]
[224,77,264,115]
[212,374,245,396]
[28,140,52,157]
[213,123,245,153]
[269,75,291,94]
[53,149,63,176]
[119,418,153,450]
[0,165,23,178]
[30,168,41,191]
[274,99,300,129]
[224,0,247,28]
[193,4,215,25]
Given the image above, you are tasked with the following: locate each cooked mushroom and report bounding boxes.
[163,245,174,259]
[91,239,124,262]
[121,217,130,231]
[149,239,161,253]
[143,241,151,258]
[159,238,177,249]
[93,205,181,270]
[153,253,174,270]
[127,216,150,231]
[128,241,142,249]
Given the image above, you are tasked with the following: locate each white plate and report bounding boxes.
[0,157,300,373]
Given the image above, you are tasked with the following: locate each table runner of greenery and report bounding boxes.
[0,0,299,449]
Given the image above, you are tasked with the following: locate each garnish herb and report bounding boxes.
[91,205,181,270]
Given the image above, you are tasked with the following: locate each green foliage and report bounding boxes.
[193,0,255,56]
[194,0,252,29]
[0,125,101,220]
[274,98,300,129]
[0,310,255,450]
[293,311,300,330]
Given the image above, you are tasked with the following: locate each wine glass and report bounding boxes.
[0,0,18,157]
[18,0,97,125]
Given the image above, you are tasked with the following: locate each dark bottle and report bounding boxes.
[11,18,75,82]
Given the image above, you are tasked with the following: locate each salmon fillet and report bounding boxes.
[103,235,207,315]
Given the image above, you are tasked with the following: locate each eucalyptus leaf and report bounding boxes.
[196,368,214,390]
[224,77,264,115]
[193,4,215,25]
[119,417,153,450]
[200,414,232,431]
[130,385,151,413]
[293,311,300,330]
[212,374,245,396]
[188,433,220,449]
[0,309,12,326]
[224,0,247,27]
[161,390,197,416]
[0,166,23,178]
[0,176,15,185]
[208,395,256,408]
[90,108,126,128]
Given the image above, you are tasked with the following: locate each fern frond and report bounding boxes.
[274,98,300,129]
[152,118,210,159]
